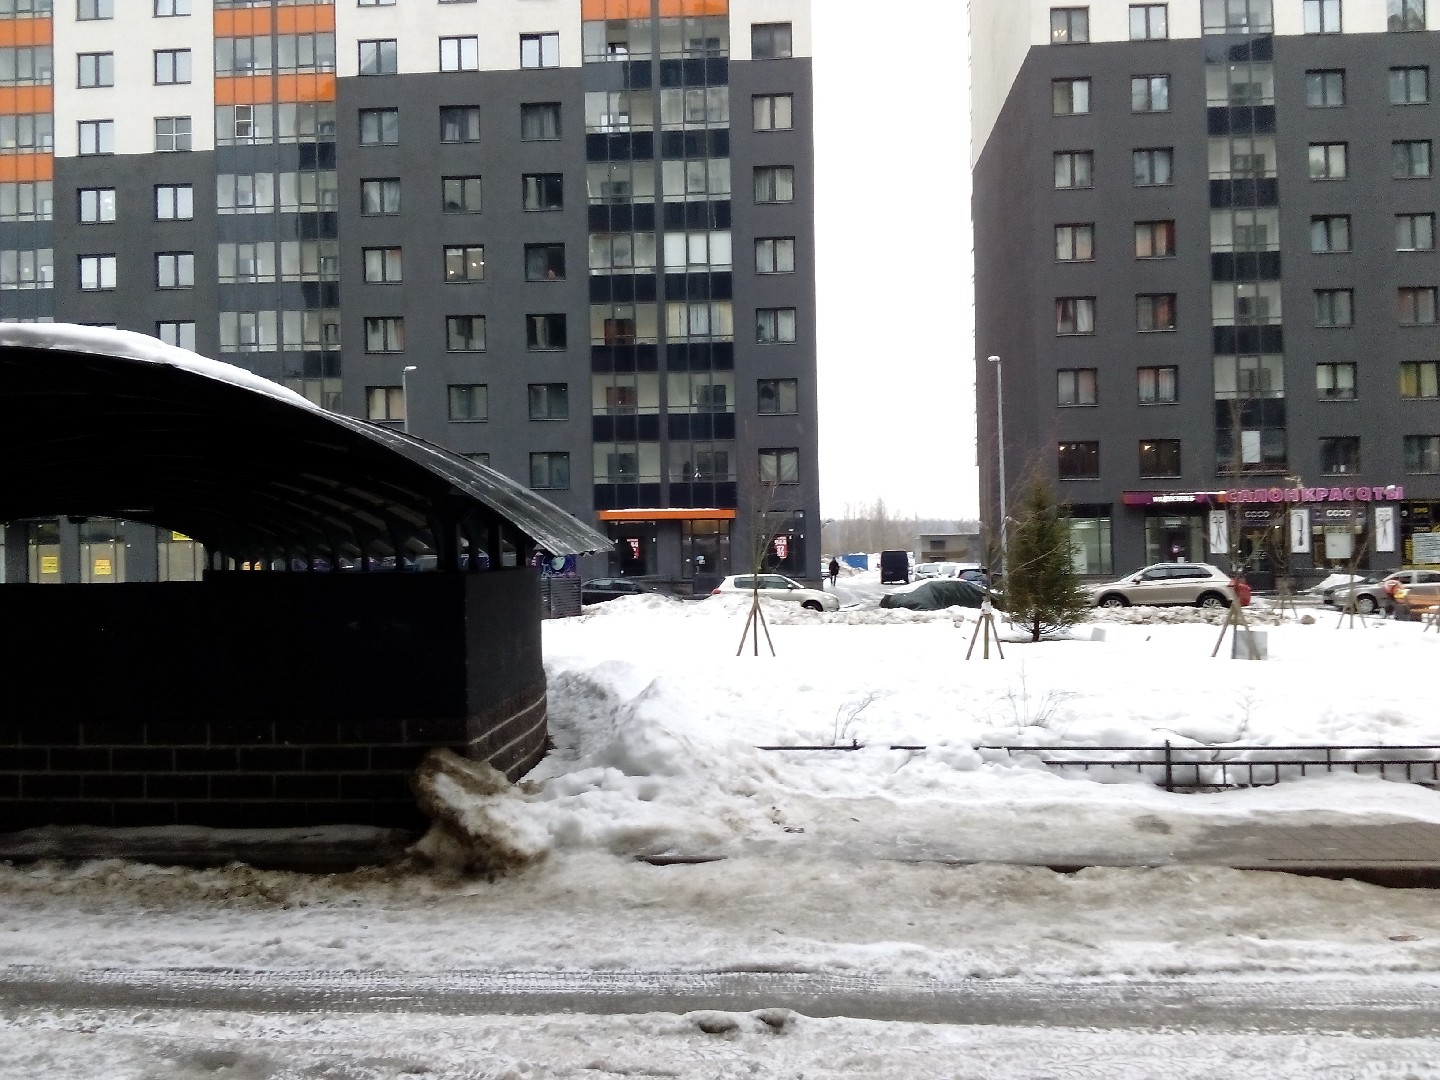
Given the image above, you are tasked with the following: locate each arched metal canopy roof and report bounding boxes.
[0,324,610,564]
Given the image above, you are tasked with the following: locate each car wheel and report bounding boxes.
[802,600,823,612]
[1196,591,1228,609]
[1098,594,1128,608]
[1357,595,1378,615]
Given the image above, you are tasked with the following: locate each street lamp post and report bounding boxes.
[401,365,418,434]
[988,355,1007,579]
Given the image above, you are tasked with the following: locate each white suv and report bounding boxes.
[711,574,839,612]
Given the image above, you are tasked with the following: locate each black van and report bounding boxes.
[879,549,910,584]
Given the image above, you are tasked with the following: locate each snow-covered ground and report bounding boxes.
[7,571,1440,1076]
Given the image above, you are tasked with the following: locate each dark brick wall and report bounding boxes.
[0,570,547,830]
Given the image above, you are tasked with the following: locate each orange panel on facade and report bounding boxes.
[214,76,272,105]
[0,17,52,47]
[276,5,336,33]
[277,73,335,102]
[213,7,272,38]
[581,0,651,19]
[658,0,728,15]
[0,154,53,183]
[596,508,736,521]
[0,85,53,115]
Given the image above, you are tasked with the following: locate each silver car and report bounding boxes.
[711,573,839,612]
[1087,562,1240,609]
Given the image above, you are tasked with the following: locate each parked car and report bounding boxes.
[711,574,839,612]
[1087,562,1246,609]
[1392,580,1440,621]
[914,562,946,580]
[581,577,657,605]
[879,549,911,584]
[1323,570,1440,615]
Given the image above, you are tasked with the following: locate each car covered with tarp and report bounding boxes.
[879,578,990,611]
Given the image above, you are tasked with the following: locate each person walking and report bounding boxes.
[828,557,839,587]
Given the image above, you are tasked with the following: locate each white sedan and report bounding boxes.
[711,573,839,612]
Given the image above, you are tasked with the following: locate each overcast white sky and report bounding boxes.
[811,4,977,521]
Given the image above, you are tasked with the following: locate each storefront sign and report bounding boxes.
[1208,510,1228,554]
[1241,508,1282,525]
[1375,507,1397,554]
[1224,484,1404,504]
[773,535,789,560]
[1122,491,1221,506]
[1310,505,1359,524]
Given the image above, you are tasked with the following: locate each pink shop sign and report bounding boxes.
[1223,484,1404,505]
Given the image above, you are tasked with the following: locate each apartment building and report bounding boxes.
[973,0,1440,580]
[0,0,818,588]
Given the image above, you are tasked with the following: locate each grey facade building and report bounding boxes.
[0,0,819,590]
[974,0,1440,581]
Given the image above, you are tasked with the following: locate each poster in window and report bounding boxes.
[1208,510,1228,554]
[1289,508,1310,553]
[1374,506,1397,554]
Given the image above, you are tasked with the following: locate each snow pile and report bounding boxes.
[409,749,552,875]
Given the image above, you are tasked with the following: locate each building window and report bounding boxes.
[528,383,568,420]
[1319,436,1360,475]
[527,313,567,350]
[154,116,191,152]
[751,22,792,59]
[523,173,563,211]
[363,246,402,283]
[155,0,190,15]
[525,243,565,281]
[443,175,482,212]
[1391,66,1429,104]
[1306,69,1345,107]
[0,181,53,222]
[361,178,400,215]
[530,451,570,490]
[753,93,793,131]
[78,253,116,291]
[1398,213,1436,252]
[0,112,52,152]
[1308,142,1347,180]
[519,32,560,69]
[1055,223,1094,262]
[521,102,560,141]
[755,307,797,343]
[78,187,115,223]
[1390,0,1426,31]
[1050,7,1089,43]
[1054,150,1093,189]
[77,52,113,88]
[154,48,190,84]
[1316,362,1357,399]
[755,237,795,274]
[359,108,398,145]
[1131,75,1169,112]
[78,0,113,18]
[757,378,798,415]
[758,447,799,485]
[358,0,396,5]
[440,105,480,143]
[1303,0,1342,33]
[1130,4,1168,39]
[1056,296,1095,335]
[1310,215,1351,253]
[1406,435,1440,473]
[439,36,478,71]
[1139,439,1181,478]
[1134,219,1175,258]
[1058,367,1098,406]
[753,165,794,204]
[1052,78,1090,116]
[444,245,484,282]
[447,383,487,422]
[366,386,404,422]
[1401,361,1439,398]
[1136,293,1177,332]
[1399,287,1438,325]
[155,251,193,289]
[1314,288,1353,326]
[156,321,195,349]
[1058,441,1100,479]
[1394,140,1432,179]
[1132,147,1173,186]
[1138,365,1178,403]
[358,39,397,76]
[446,314,485,352]
[364,316,404,352]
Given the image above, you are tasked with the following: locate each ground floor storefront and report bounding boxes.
[1069,484,1439,585]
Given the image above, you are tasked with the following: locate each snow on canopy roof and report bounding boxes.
[0,323,610,560]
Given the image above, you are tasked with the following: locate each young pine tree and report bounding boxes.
[1004,478,1091,641]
